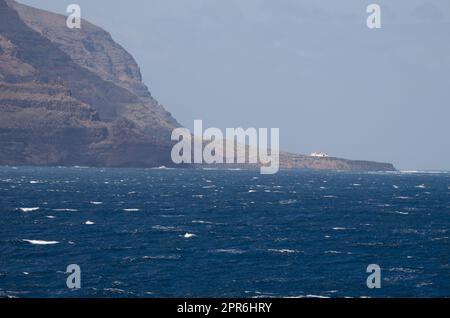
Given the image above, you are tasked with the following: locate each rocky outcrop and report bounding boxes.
[0,0,395,171]
[279,152,395,171]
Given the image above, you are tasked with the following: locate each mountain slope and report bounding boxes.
[0,0,395,171]
[0,0,177,166]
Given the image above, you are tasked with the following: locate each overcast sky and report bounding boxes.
[19,0,450,170]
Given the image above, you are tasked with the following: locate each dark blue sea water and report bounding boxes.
[0,167,449,298]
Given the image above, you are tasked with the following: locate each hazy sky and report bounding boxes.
[19,0,450,170]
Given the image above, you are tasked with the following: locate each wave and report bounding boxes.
[192,220,214,225]
[286,295,330,299]
[142,255,181,260]
[19,207,40,213]
[29,180,44,184]
[332,227,351,231]
[22,239,59,245]
[151,166,174,170]
[279,199,297,205]
[325,250,343,254]
[211,248,245,254]
[152,225,180,232]
[268,249,299,254]
[400,170,449,174]
[393,211,409,215]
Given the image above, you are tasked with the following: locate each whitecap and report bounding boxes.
[332,227,348,231]
[415,184,426,189]
[22,239,59,245]
[52,209,78,212]
[212,249,245,254]
[142,255,181,260]
[279,199,297,205]
[85,221,95,225]
[305,295,330,298]
[103,288,126,294]
[323,195,337,198]
[152,225,179,232]
[431,237,449,241]
[123,208,140,212]
[151,166,174,170]
[416,282,434,288]
[393,211,409,215]
[45,216,56,219]
[19,207,40,213]
[183,233,197,239]
[268,249,299,254]
[192,220,214,225]
[388,267,419,273]
[159,214,185,218]
[90,201,103,205]
[287,295,330,299]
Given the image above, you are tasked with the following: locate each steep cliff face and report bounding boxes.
[6,0,179,135]
[0,0,177,167]
[0,0,395,171]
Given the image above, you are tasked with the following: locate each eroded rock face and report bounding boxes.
[0,0,395,171]
[6,0,179,134]
[0,0,177,167]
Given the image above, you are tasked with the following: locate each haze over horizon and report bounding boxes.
[18,0,450,170]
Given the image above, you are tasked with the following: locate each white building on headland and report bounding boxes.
[310,152,329,158]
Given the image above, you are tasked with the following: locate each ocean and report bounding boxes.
[0,167,449,298]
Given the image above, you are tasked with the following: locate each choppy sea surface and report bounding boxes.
[0,166,449,298]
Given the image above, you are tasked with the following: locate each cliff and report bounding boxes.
[0,0,395,171]
[0,0,178,166]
